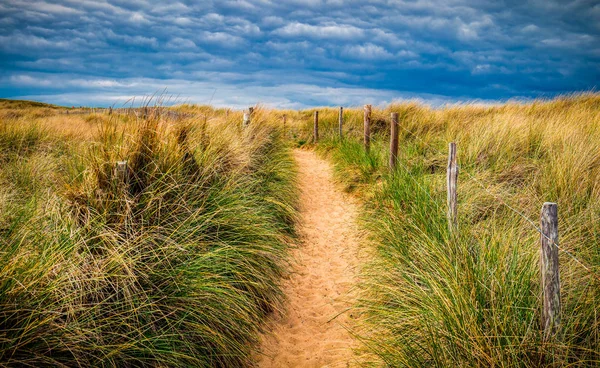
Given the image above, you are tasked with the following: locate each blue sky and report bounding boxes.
[0,0,599,108]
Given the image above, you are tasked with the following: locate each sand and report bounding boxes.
[256,149,362,368]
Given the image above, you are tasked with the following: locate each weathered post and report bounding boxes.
[313,111,319,143]
[364,105,371,152]
[447,142,458,234]
[283,114,287,136]
[115,160,129,185]
[339,107,343,139]
[389,112,399,170]
[541,202,561,342]
[243,112,251,128]
[108,106,113,115]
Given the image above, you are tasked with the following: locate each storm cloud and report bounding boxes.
[0,0,598,107]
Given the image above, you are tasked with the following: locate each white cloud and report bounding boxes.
[173,17,193,26]
[166,37,197,49]
[129,12,151,24]
[273,22,364,40]
[343,43,394,59]
[201,32,245,45]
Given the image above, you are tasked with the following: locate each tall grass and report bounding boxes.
[0,103,297,367]
[292,94,600,366]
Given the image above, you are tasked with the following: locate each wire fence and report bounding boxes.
[304,105,600,340]
[393,120,597,277]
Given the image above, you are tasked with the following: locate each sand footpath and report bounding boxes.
[256,149,362,368]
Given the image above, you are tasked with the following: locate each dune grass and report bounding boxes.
[290,93,600,367]
[0,103,297,367]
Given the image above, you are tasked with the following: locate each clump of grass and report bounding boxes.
[0,103,297,367]
[294,93,600,366]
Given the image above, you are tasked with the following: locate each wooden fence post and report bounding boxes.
[447,142,458,233]
[541,202,561,342]
[115,160,129,184]
[313,111,319,143]
[339,107,343,139]
[243,112,250,128]
[389,112,399,170]
[364,105,371,152]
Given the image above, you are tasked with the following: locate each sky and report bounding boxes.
[0,0,599,108]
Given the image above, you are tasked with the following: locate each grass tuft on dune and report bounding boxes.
[0,102,298,367]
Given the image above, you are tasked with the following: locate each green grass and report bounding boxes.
[296,94,600,367]
[0,106,298,367]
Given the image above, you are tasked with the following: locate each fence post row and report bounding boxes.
[339,106,343,139]
[324,104,562,344]
[313,111,319,143]
[389,112,399,170]
[540,202,561,342]
[447,142,458,234]
[364,105,371,152]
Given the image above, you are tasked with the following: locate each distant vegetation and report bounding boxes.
[0,101,298,366]
[290,93,600,367]
[0,98,60,109]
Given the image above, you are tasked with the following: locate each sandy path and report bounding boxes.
[256,149,362,368]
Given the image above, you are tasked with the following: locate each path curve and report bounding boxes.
[257,149,361,368]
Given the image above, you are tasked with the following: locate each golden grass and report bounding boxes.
[289,93,600,366]
[0,101,298,367]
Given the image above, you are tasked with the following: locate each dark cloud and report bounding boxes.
[0,0,598,107]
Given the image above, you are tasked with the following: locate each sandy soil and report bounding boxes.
[256,149,362,368]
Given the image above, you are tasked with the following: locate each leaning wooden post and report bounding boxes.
[446,142,458,234]
[243,112,251,128]
[339,107,344,139]
[115,160,129,184]
[313,111,319,143]
[541,202,561,342]
[389,112,399,170]
[364,105,371,152]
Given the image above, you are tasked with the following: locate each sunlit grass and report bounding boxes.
[292,93,600,367]
[0,101,298,367]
